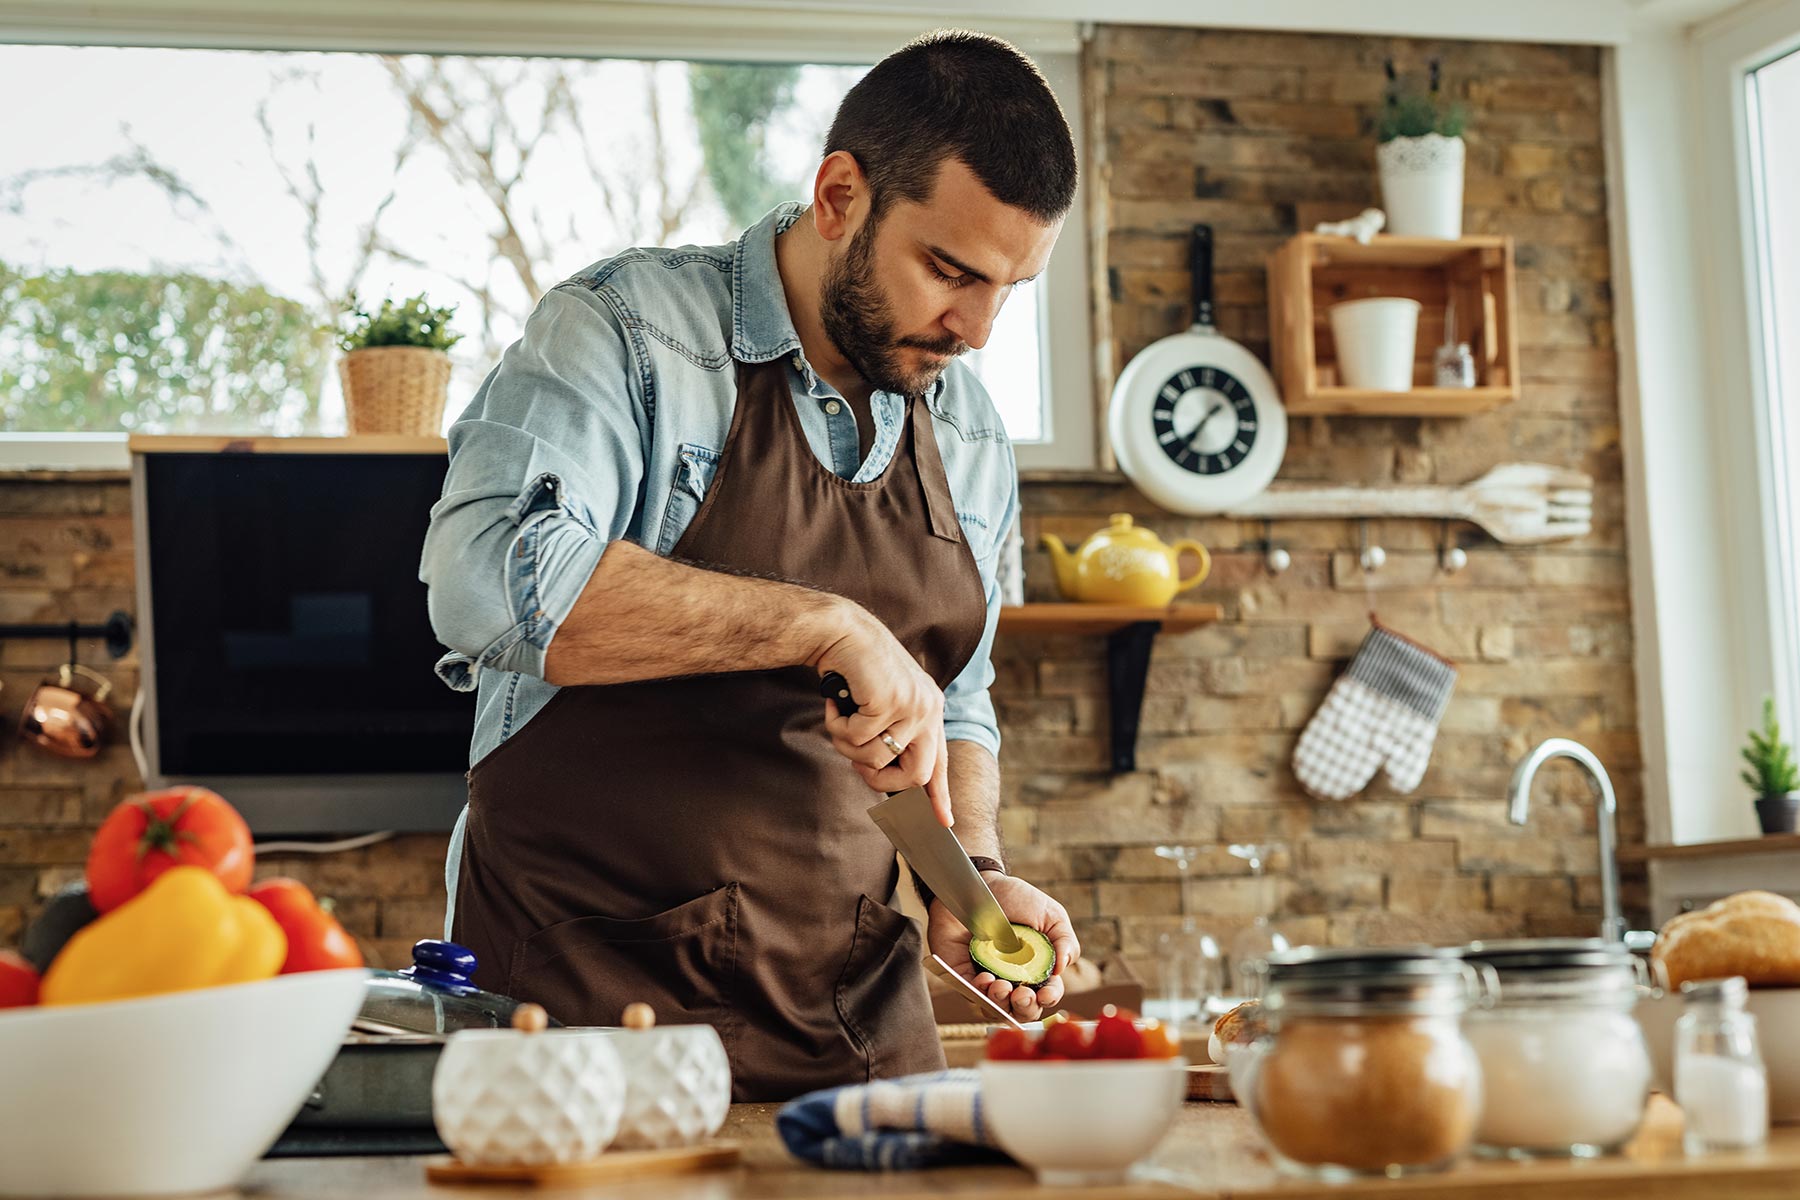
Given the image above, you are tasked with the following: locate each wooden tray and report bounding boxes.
[1186,1064,1234,1103]
[425,1142,740,1186]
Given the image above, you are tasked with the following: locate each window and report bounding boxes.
[1747,39,1800,741]
[0,39,1075,454]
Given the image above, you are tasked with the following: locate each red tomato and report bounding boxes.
[0,950,39,1008]
[1138,1020,1180,1059]
[249,878,365,973]
[86,788,255,912]
[1039,1015,1095,1060]
[1092,1010,1145,1059]
[985,1027,1037,1061]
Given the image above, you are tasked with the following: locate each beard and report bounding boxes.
[819,217,965,397]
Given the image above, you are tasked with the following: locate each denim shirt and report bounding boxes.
[421,205,1019,927]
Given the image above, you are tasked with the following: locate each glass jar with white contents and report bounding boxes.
[1457,939,1653,1158]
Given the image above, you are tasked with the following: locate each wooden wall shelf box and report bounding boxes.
[997,604,1222,773]
[1266,234,1520,416]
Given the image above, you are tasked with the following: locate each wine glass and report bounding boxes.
[1226,842,1290,1000]
[1152,844,1223,1034]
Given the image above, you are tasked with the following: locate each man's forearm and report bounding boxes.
[947,740,1003,863]
[543,539,846,686]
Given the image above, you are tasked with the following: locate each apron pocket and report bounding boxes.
[833,895,947,1082]
[508,882,739,1034]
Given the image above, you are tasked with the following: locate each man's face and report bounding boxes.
[820,157,1063,397]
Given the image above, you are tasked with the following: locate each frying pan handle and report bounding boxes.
[1189,224,1215,330]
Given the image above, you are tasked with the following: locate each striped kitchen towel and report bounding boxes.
[775,1069,1008,1171]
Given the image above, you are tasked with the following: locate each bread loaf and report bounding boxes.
[1652,890,1800,988]
[1208,999,1265,1064]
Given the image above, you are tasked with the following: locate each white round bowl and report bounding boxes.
[433,1028,627,1165]
[592,1024,731,1150]
[0,968,367,1197]
[1636,986,1800,1122]
[980,1058,1187,1186]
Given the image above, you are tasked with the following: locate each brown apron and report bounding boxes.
[452,357,989,1102]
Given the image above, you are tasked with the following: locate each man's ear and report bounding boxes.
[811,150,868,245]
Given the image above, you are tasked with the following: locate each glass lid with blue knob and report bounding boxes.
[354,939,561,1036]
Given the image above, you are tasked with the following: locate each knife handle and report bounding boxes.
[819,671,860,717]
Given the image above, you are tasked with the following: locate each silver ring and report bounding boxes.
[881,734,905,759]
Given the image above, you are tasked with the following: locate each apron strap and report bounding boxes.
[908,396,963,544]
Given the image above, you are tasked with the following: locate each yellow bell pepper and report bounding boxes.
[41,865,286,1006]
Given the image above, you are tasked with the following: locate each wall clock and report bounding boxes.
[1108,225,1287,514]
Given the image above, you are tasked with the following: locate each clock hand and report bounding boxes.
[1186,402,1229,450]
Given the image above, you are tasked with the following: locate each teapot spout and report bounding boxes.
[1041,534,1077,599]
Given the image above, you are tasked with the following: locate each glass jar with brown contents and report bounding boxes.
[1239,947,1486,1180]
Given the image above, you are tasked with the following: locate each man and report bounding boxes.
[421,30,1080,1102]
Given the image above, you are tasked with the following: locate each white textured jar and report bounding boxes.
[432,1028,627,1166]
[1459,939,1652,1158]
[598,1017,732,1150]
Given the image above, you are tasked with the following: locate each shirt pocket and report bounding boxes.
[656,443,721,556]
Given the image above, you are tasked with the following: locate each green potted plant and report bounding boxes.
[332,294,462,436]
[1376,59,1470,239]
[1741,696,1800,834]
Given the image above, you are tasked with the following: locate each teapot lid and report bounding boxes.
[356,939,561,1036]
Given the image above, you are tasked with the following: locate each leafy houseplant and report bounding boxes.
[1741,697,1800,834]
[333,294,462,436]
[1376,59,1469,240]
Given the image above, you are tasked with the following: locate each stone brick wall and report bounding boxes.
[0,26,1642,981]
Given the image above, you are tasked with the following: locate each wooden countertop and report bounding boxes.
[243,1095,1800,1199]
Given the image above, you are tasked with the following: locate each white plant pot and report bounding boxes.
[1378,132,1466,239]
[1330,297,1422,392]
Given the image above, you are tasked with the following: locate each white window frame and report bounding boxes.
[0,1,1094,468]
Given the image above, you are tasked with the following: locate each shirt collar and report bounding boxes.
[729,202,946,404]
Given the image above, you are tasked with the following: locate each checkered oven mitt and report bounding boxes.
[1293,619,1458,800]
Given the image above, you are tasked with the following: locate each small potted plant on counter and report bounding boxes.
[333,293,462,436]
[1376,59,1469,240]
[1741,696,1800,834]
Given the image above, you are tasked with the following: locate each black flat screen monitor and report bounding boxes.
[132,444,472,833]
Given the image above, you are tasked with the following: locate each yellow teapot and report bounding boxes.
[1041,514,1211,606]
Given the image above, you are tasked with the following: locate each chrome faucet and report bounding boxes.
[1507,738,1626,944]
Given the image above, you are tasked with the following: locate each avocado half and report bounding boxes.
[969,923,1054,986]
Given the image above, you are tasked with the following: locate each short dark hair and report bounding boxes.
[824,30,1078,223]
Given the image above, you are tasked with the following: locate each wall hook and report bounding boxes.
[1358,519,1386,573]
[1262,519,1290,574]
[1439,519,1468,573]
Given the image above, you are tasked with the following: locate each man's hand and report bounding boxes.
[927,872,1080,1021]
[814,604,953,824]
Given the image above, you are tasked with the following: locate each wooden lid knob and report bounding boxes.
[622,1002,656,1030]
[511,1003,549,1034]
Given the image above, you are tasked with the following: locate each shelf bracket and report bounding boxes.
[1105,620,1162,773]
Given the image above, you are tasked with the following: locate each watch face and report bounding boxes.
[1150,366,1258,475]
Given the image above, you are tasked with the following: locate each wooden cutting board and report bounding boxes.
[1186,1063,1234,1103]
[424,1141,740,1186]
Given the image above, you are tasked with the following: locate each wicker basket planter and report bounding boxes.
[338,346,453,436]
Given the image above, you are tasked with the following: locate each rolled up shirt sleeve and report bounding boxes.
[941,445,1017,758]
[421,284,647,690]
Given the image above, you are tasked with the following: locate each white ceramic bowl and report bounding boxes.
[0,968,367,1198]
[980,1058,1187,1186]
[433,1027,627,1166]
[1636,986,1800,1122]
[592,1023,731,1150]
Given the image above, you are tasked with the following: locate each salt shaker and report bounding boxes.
[1674,976,1769,1153]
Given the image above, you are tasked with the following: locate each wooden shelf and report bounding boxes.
[996,603,1223,773]
[1285,385,1514,417]
[128,434,447,455]
[1618,833,1800,865]
[1266,233,1520,417]
[997,603,1223,636]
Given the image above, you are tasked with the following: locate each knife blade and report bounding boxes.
[869,788,1024,954]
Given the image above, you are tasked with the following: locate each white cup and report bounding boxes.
[433,1028,627,1166]
[1329,297,1422,392]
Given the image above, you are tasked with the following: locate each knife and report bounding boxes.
[819,672,1026,956]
